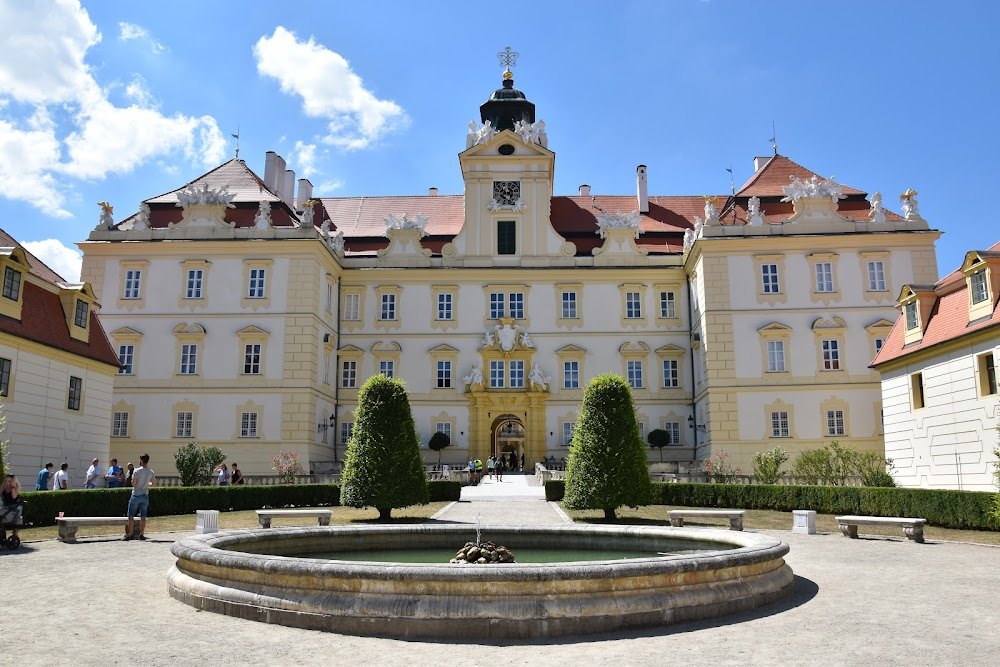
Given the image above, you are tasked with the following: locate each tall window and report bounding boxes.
[562,422,575,446]
[761,264,779,294]
[971,270,989,305]
[437,293,452,321]
[240,412,258,438]
[770,411,790,437]
[73,300,89,328]
[563,361,579,389]
[509,292,524,319]
[767,340,786,372]
[911,372,925,409]
[0,357,10,397]
[123,269,142,299]
[379,360,395,378]
[343,293,360,321]
[323,352,331,384]
[978,352,997,396]
[67,376,82,410]
[664,421,681,446]
[176,412,193,438]
[112,412,129,438]
[341,360,357,388]
[490,293,505,319]
[561,291,577,319]
[179,344,198,374]
[497,220,516,255]
[627,360,643,388]
[247,268,266,298]
[489,360,505,388]
[2,267,21,301]
[821,339,840,370]
[662,359,679,388]
[380,293,396,320]
[243,343,261,374]
[625,292,642,319]
[118,344,134,375]
[186,269,204,299]
[826,410,845,436]
[904,302,918,330]
[435,422,452,440]
[326,283,333,312]
[509,360,524,388]
[659,291,676,318]
[815,262,834,292]
[340,421,354,445]
[436,360,452,388]
[867,261,886,292]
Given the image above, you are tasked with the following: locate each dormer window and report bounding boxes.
[970,269,988,305]
[74,299,89,328]
[2,267,20,301]
[904,302,918,330]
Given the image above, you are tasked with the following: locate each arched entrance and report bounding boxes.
[491,414,524,468]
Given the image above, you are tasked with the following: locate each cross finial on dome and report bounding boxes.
[497,46,519,69]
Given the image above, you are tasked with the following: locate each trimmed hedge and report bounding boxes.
[20,480,460,527]
[544,480,1000,531]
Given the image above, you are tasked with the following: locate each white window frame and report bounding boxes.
[179,343,198,375]
[509,360,525,388]
[379,360,395,378]
[563,360,579,389]
[664,421,681,446]
[561,291,577,319]
[240,411,259,438]
[562,422,575,446]
[826,409,845,436]
[905,301,918,330]
[659,291,676,318]
[627,360,643,388]
[767,340,786,372]
[340,421,354,445]
[867,260,886,292]
[341,360,357,388]
[343,293,360,321]
[437,293,453,321]
[662,359,679,388]
[489,292,505,319]
[971,270,989,305]
[821,339,841,371]
[123,269,142,299]
[176,411,193,439]
[435,422,452,440]
[380,293,396,321]
[509,292,524,319]
[118,344,134,375]
[761,264,780,294]
[625,291,642,319]
[112,411,129,438]
[489,360,505,388]
[186,269,204,299]
[436,360,452,388]
[243,343,262,375]
[247,268,267,299]
[770,411,790,438]
[815,262,834,293]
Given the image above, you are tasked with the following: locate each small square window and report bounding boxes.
[379,360,395,378]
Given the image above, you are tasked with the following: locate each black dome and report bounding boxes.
[480,75,535,132]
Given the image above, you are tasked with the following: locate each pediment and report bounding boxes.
[338,344,364,355]
[235,325,269,336]
[757,322,792,334]
[460,129,554,159]
[173,323,207,335]
[655,344,686,356]
[556,344,587,355]
[961,251,986,273]
[110,326,143,338]
[865,319,896,332]
[619,341,650,354]
[811,316,847,331]
[372,341,402,353]
[0,246,30,269]
[429,344,459,354]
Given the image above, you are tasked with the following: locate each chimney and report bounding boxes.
[636,165,649,214]
[579,184,591,196]
[298,178,313,208]
[284,169,296,208]
[264,152,278,192]
[753,156,772,172]
[428,187,438,196]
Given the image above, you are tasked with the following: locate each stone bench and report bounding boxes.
[56,517,131,542]
[835,515,927,543]
[256,509,332,529]
[668,510,745,531]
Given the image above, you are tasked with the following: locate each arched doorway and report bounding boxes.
[491,414,524,469]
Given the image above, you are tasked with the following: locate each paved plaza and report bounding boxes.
[2,475,998,666]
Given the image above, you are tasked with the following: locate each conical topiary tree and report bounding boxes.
[340,374,429,520]
[564,373,653,520]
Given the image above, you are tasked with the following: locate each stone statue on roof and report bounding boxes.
[683,228,695,250]
[532,120,547,148]
[703,196,720,221]
[900,189,920,219]
[467,120,478,149]
[747,196,765,226]
[780,175,845,203]
[869,192,887,224]
[254,200,272,230]
[132,203,150,231]
[97,201,114,230]
[300,200,316,228]
[328,230,345,254]
[595,210,641,240]
[384,212,429,236]
[693,216,704,239]
[175,183,236,208]
[475,120,496,145]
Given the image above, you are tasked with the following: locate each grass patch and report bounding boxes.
[17,502,450,541]
[562,504,1000,546]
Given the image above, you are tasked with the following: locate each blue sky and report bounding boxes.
[1,0,996,281]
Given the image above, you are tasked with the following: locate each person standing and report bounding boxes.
[53,463,69,490]
[85,458,102,489]
[105,459,124,488]
[123,462,135,488]
[126,453,155,541]
[215,463,230,486]
[487,455,495,480]
[520,453,525,472]
[35,463,54,491]
[230,463,244,485]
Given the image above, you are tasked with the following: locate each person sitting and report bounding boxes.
[2,474,23,541]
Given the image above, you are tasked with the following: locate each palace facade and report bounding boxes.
[80,71,940,475]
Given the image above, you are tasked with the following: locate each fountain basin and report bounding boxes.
[168,524,793,639]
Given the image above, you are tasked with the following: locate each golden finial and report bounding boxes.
[703,195,721,206]
[899,188,918,202]
[502,67,513,81]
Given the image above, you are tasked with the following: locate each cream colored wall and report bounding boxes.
[880,341,1000,491]
[1,336,115,484]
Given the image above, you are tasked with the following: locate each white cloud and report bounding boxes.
[22,238,82,282]
[0,0,226,217]
[317,178,344,193]
[254,27,408,150]
[118,22,166,54]
[294,141,319,178]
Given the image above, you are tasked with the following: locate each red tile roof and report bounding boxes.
[872,241,1000,367]
[145,159,281,205]
[736,155,865,198]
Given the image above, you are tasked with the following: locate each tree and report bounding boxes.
[174,443,227,486]
[340,374,428,520]
[428,431,451,465]
[647,429,671,462]
[564,373,653,520]
[752,447,789,484]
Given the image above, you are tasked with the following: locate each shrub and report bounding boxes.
[792,441,857,486]
[752,447,788,484]
[174,443,227,486]
[340,374,429,520]
[703,449,740,483]
[545,479,565,501]
[647,429,671,462]
[563,373,653,520]
[856,451,896,488]
[428,431,451,465]
[272,451,306,483]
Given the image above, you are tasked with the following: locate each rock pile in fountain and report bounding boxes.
[450,541,515,564]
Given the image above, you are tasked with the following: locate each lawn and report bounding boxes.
[15,502,450,541]
[562,504,1000,546]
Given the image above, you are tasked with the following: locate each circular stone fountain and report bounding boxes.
[168,524,793,639]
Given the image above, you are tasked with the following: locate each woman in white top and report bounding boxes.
[215,463,230,487]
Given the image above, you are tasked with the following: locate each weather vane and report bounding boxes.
[497,45,519,69]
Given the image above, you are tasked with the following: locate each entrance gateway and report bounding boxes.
[492,414,523,466]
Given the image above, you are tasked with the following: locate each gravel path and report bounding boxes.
[2,500,998,665]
